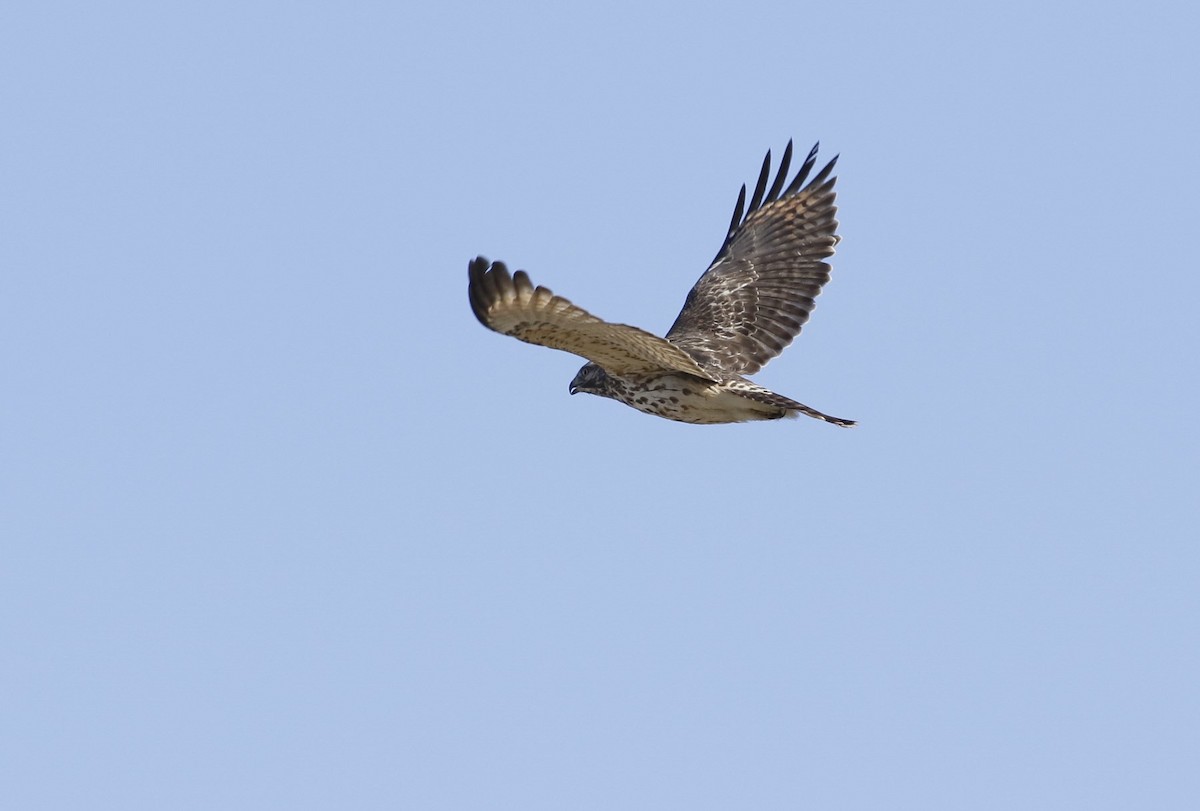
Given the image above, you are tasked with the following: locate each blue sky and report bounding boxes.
[3,1,1198,808]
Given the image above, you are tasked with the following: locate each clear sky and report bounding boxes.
[4,1,1199,809]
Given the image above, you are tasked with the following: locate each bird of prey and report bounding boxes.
[468,140,854,426]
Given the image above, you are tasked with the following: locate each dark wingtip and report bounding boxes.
[712,140,832,264]
[468,256,515,326]
[745,148,772,215]
[764,139,794,205]
[468,257,490,324]
[807,151,839,192]
[725,183,748,244]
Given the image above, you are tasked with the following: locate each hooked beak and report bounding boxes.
[569,382,579,395]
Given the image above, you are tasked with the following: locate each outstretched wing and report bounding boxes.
[666,141,840,376]
[469,257,715,379]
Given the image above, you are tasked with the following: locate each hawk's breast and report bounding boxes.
[605,374,792,425]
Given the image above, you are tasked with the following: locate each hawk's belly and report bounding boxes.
[611,375,792,425]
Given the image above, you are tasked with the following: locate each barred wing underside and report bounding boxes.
[666,141,840,376]
[469,258,714,379]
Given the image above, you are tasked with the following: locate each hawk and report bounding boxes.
[468,140,854,426]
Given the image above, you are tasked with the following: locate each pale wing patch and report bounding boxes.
[469,258,714,380]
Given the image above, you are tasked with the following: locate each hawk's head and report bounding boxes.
[569,363,611,398]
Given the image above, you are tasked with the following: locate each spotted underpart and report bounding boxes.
[568,363,853,426]
[468,139,855,427]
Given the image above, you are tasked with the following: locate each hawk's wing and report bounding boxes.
[666,141,840,376]
[469,258,715,380]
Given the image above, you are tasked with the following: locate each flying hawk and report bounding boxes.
[468,140,854,426]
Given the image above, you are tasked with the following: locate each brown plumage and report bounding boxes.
[468,141,854,426]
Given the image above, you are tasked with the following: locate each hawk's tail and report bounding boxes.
[789,402,856,428]
[739,387,856,427]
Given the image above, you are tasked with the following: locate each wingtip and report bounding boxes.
[469,256,515,324]
[511,269,534,297]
